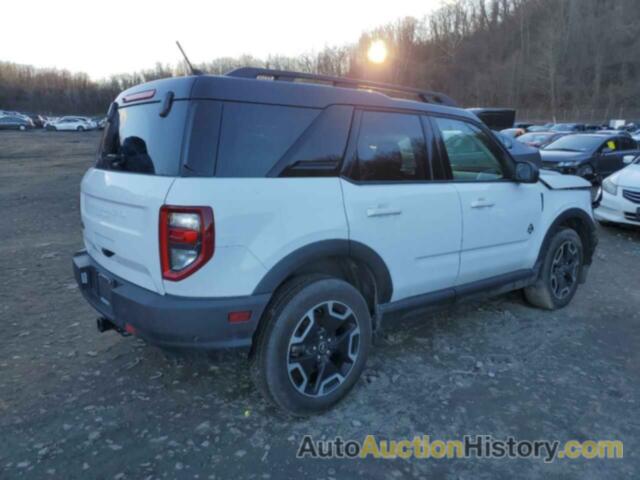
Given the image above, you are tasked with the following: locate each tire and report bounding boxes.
[19,125,26,131]
[77,126,85,132]
[250,275,372,416]
[524,228,583,310]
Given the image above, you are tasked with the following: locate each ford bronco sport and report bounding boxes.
[73,68,597,415]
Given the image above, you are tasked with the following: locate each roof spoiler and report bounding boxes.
[226,67,458,107]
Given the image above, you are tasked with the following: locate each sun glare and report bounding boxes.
[367,40,388,64]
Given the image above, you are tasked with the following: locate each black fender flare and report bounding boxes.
[536,208,598,270]
[252,239,393,303]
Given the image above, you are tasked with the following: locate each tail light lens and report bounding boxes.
[160,205,214,281]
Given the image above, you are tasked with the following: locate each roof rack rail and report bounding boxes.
[225,67,457,107]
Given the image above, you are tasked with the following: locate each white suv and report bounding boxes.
[73,68,598,415]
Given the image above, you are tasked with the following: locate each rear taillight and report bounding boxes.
[159,205,214,281]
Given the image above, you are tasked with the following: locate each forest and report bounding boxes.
[1,0,638,122]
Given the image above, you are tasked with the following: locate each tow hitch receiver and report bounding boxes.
[96,317,130,336]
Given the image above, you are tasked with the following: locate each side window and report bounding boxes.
[355,111,429,181]
[434,117,506,181]
[602,139,618,151]
[279,105,353,177]
[619,137,635,150]
[216,103,320,177]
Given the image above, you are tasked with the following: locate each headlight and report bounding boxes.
[602,177,618,196]
[558,161,579,167]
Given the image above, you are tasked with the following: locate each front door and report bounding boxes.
[431,116,542,285]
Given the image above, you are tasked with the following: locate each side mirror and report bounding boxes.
[514,161,539,183]
[623,154,637,165]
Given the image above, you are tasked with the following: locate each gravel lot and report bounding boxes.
[1,130,639,479]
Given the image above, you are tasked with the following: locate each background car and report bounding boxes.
[517,131,567,149]
[526,125,551,132]
[595,155,640,227]
[550,123,586,133]
[596,129,633,138]
[494,131,541,166]
[0,115,34,131]
[46,116,93,131]
[466,108,516,130]
[26,114,46,128]
[540,133,640,178]
[93,116,107,129]
[500,127,526,138]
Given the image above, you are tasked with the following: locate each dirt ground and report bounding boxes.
[1,130,639,479]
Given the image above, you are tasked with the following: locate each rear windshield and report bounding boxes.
[96,101,188,176]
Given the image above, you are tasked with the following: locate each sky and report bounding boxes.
[3,0,442,80]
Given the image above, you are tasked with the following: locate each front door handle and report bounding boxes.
[470,198,495,209]
[366,207,403,217]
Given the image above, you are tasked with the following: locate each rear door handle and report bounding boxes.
[366,207,403,217]
[470,198,495,209]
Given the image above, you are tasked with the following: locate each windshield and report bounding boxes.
[519,133,552,143]
[543,135,602,152]
[551,123,577,132]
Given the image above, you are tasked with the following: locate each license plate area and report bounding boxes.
[96,272,114,306]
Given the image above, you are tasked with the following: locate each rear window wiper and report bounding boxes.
[100,153,125,169]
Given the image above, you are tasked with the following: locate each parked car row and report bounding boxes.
[512,120,639,135]
[470,109,639,228]
[495,121,640,184]
[0,110,106,132]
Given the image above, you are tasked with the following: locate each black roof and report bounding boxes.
[115,69,472,120]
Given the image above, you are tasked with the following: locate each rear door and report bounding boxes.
[81,99,190,293]
[341,110,462,302]
[432,116,542,284]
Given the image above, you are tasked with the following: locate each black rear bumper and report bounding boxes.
[73,250,270,350]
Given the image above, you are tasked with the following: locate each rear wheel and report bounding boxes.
[250,276,372,415]
[524,228,583,310]
[19,125,26,131]
[77,126,85,132]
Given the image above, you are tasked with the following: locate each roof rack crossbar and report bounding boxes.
[225,67,457,107]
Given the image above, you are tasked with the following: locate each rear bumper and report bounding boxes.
[73,250,270,350]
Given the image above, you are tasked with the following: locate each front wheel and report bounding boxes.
[77,126,85,132]
[524,228,583,310]
[250,276,372,415]
[19,125,26,131]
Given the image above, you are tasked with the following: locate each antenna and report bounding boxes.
[175,41,203,75]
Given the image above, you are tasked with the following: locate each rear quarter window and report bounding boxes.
[215,103,320,177]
